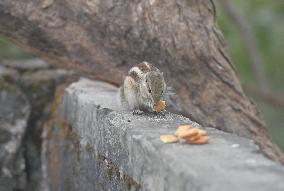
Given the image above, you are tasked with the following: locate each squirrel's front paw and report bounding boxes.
[132,109,144,115]
[159,109,167,116]
[154,109,166,116]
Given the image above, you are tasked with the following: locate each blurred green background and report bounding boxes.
[0,0,283,151]
[217,0,284,151]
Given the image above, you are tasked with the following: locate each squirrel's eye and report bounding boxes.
[149,89,151,93]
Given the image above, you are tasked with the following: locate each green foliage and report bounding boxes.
[0,37,31,60]
[217,0,284,90]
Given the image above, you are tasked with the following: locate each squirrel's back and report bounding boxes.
[127,61,159,81]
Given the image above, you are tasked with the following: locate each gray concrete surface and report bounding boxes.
[44,78,284,191]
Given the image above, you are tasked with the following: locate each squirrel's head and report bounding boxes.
[140,71,166,109]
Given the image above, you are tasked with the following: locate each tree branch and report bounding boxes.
[244,84,284,108]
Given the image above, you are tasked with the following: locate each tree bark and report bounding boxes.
[0,0,283,164]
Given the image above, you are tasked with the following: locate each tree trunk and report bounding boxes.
[0,0,283,164]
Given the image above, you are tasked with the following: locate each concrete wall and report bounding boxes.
[42,78,284,191]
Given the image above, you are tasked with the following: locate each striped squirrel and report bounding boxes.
[118,61,166,113]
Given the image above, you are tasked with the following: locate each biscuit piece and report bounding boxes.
[154,100,166,112]
[160,134,179,143]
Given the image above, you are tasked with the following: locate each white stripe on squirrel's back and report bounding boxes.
[142,61,151,69]
[129,66,143,77]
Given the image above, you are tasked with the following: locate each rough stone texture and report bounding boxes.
[0,80,29,191]
[44,78,284,191]
[0,59,76,191]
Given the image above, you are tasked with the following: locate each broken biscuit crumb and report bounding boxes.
[177,128,199,139]
[160,134,179,143]
[187,136,209,145]
[174,124,192,136]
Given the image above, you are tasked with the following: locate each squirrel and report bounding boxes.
[118,61,166,113]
